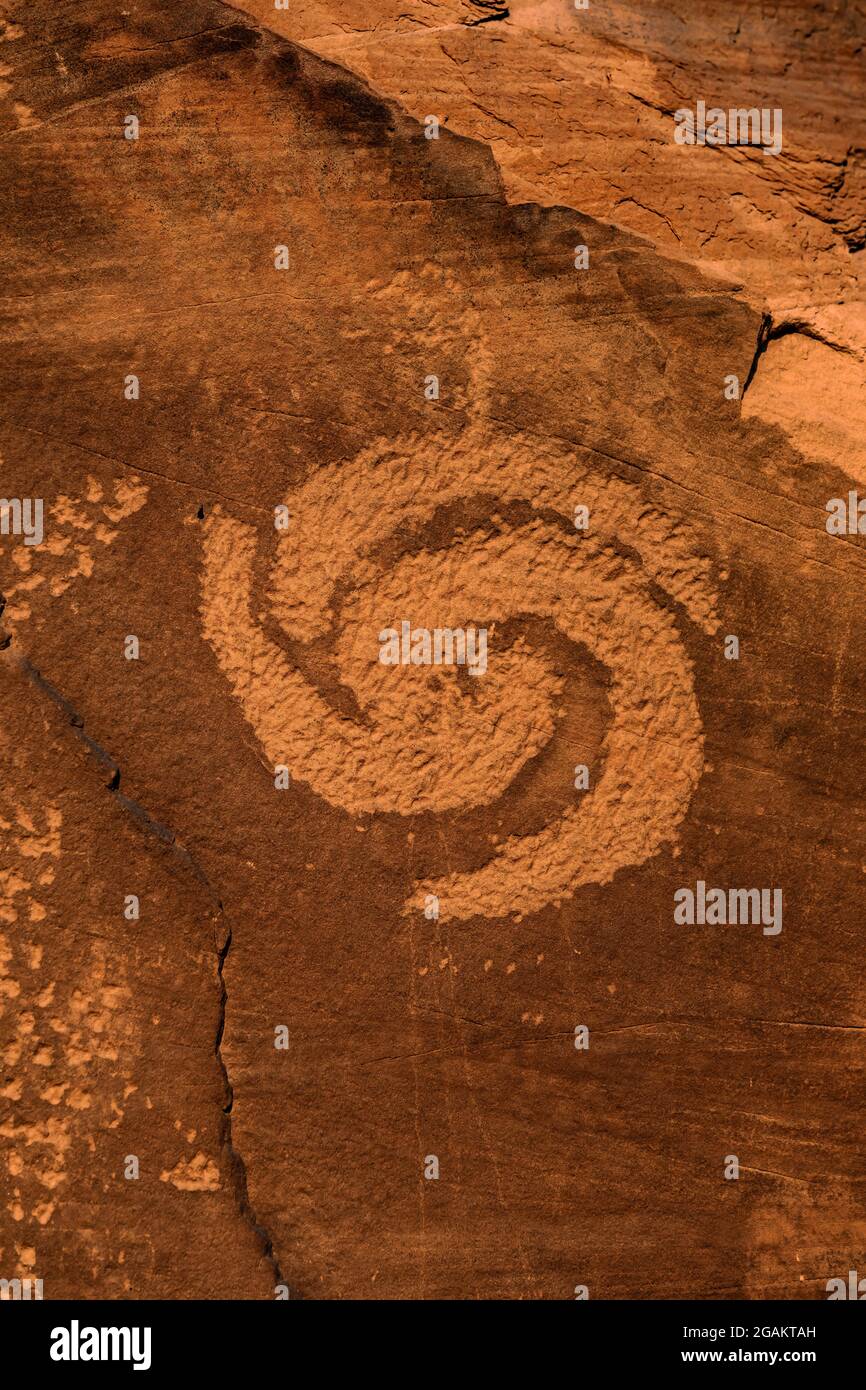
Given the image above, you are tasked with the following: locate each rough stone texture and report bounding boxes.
[0,0,864,1299]
[254,0,866,478]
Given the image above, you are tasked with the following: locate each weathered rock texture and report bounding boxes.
[0,0,864,1299]
[263,0,866,478]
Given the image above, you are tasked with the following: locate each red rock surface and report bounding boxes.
[0,0,864,1299]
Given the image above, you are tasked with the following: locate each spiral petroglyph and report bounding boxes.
[198,266,719,921]
[200,437,720,923]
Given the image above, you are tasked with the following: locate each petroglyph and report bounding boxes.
[201,327,719,921]
[0,474,148,630]
[0,792,135,1285]
[2,0,863,1305]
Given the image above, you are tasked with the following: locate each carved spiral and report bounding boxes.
[200,423,718,923]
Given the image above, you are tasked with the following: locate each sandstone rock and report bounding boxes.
[0,0,863,1299]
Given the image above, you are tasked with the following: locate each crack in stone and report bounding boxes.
[465,3,510,27]
[741,310,774,398]
[742,310,859,398]
[1,646,289,1296]
[215,919,290,1295]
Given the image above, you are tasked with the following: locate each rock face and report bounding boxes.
[265,0,866,479]
[0,0,864,1300]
